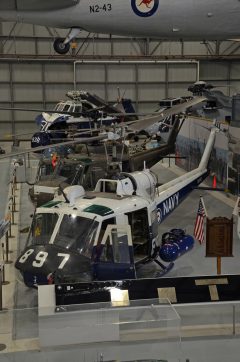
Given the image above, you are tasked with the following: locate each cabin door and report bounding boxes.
[93,225,136,280]
[126,208,149,256]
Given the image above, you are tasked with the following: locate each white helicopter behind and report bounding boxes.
[15,124,218,287]
[31,89,131,148]
[0,0,240,54]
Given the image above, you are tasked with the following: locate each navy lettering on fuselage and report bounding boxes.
[157,192,179,223]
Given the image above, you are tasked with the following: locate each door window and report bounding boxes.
[127,208,149,245]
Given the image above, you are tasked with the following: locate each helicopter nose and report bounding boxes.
[15,244,92,287]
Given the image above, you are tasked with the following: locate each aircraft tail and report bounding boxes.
[166,115,185,147]
[156,125,218,223]
[121,98,138,121]
[157,125,218,195]
[198,127,217,171]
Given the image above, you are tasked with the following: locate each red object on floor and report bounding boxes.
[51,153,57,168]
[212,175,217,188]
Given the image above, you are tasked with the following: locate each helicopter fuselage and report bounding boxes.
[15,154,211,287]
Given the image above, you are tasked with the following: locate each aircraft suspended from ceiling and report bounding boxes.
[0,0,240,54]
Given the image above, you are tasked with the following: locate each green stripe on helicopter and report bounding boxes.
[42,200,62,208]
[83,204,114,216]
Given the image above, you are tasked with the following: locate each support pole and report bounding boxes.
[0,264,2,311]
[233,305,236,336]
[4,233,12,265]
[0,263,7,351]
[1,243,9,285]
[217,256,221,275]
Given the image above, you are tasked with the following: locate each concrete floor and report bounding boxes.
[1,152,240,361]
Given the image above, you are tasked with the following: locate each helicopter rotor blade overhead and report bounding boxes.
[0,105,154,120]
[0,105,107,118]
[129,96,206,132]
[2,127,94,140]
[0,105,163,118]
[0,133,107,160]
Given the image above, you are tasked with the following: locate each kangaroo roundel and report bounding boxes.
[131,0,159,17]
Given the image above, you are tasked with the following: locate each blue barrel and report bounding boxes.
[159,229,194,262]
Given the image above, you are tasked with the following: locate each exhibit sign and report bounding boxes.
[206,217,233,257]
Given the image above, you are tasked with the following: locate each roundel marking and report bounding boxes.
[157,207,162,224]
[131,0,159,17]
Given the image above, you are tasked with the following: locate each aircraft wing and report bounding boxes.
[129,96,206,132]
[0,0,80,11]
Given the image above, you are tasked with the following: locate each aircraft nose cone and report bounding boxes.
[15,244,92,287]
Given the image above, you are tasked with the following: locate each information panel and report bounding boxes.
[206,217,233,257]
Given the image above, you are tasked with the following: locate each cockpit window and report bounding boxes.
[82,102,94,112]
[54,103,61,111]
[74,106,82,114]
[31,213,58,245]
[63,104,70,112]
[105,181,117,193]
[55,102,65,112]
[53,215,99,257]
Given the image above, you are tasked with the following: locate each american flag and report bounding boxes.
[194,197,206,244]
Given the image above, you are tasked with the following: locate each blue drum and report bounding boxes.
[159,228,194,262]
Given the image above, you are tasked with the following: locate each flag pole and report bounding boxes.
[200,195,208,218]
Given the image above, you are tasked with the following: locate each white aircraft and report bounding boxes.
[0,0,240,54]
[15,124,218,287]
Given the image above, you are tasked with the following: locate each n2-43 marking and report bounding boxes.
[90,4,112,13]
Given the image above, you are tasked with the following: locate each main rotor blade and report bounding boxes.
[0,106,200,119]
[0,106,159,118]
[0,134,107,160]
[0,106,152,121]
[0,106,107,117]
[129,96,206,132]
[3,128,93,139]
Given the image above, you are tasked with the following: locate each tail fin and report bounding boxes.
[167,115,185,147]
[157,125,218,194]
[121,99,136,118]
[156,125,218,224]
[198,127,218,170]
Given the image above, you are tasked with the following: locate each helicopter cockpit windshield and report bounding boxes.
[53,214,99,257]
[30,212,59,246]
[54,102,72,113]
[54,102,64,112]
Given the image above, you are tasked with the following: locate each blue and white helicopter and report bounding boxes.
[31,90,135,149]
[15,124,218,287]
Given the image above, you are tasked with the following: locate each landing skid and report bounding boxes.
[153,259,174,277]
[136,257,174,278]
